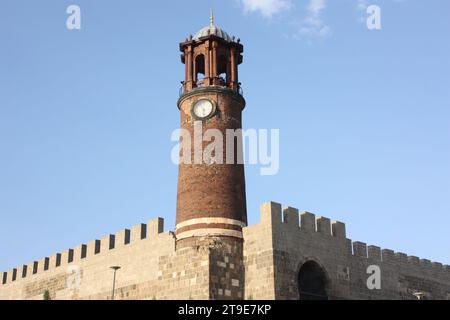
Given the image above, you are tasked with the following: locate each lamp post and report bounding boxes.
[413,291,424,300]
[110,266,121,300]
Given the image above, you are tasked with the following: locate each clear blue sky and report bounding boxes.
[1,0,449,272]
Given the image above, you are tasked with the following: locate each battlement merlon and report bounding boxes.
[256,201,347,238]
[252,201,450,275]
[0,217,166,286]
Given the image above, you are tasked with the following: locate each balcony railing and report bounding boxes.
[179,81,243,97]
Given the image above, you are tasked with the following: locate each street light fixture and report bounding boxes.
[413,291,424,300]
[110,266,121,300]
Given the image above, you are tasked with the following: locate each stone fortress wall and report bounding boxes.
[1,202,449,300]
[0,218,210,300]
[244,202,450,300]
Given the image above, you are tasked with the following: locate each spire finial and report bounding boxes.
[210,8,214,26]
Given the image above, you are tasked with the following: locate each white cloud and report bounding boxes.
[239,0,337,41]
[296,0,331,39]
[308,0,326,13]
[240,0,292,18]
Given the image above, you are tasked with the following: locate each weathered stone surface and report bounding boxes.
[1,207,449,300]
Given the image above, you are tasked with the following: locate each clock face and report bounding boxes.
[192,99,215,119]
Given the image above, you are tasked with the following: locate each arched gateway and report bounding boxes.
[298,261,329,300]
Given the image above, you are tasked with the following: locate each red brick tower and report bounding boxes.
[175,15,247,249]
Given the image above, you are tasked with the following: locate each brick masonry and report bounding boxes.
[1,23,449,301]
[176,87,247,233]
[175,84,247,248]
[176,27,246,248]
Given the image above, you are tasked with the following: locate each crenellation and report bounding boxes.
[260,202,282,227]
[0,218,172,292]
[407,255,420,265]
[12,268,17,282]
[32,261,38,274]
[346,239,353,256]
[420,259,431,268]
[115,229,131,247]
[73,244,87,261]
[249,204,449,300]
[1,206,449,300]
[61,249,74,265]
[432,262,442,268]
[316,216,331,235]
[331,221,346,239]
[87,240,101,257]
[367,245,381,261]
[282,207,299,229]
[101,234,115,252]
[24,262,33,279]
[36,258,46,273]
[381,249,395,263]
[5,270,11,284]
[39,257,50,272]
[300,211,315,232]
[21,265,27,278]
[395,252,407,264]
[353,241,367,258]
[148,217,164,236]
[131,223,147,243]
[431,262,443,273]
[49,253,61,269]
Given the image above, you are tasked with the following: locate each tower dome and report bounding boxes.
[193,24,232,42]
[193,11,232,42]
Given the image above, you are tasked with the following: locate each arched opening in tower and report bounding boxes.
[298,261,329,300]
[195,54,205,86]
[217,54,228,86]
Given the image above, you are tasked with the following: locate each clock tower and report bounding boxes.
[175,14,247,249]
